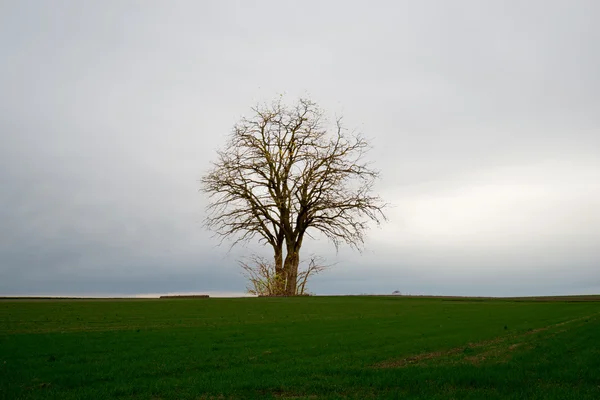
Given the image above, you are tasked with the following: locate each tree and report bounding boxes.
[201,97,387,296]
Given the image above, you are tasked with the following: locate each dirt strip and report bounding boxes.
[373,313,598,368]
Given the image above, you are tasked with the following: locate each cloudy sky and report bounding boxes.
[1,0,599,297]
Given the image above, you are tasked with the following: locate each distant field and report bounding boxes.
[1,296,599,399]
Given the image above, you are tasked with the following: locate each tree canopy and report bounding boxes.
[201,97,387,295]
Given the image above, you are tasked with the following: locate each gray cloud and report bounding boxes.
[1,0,599,296]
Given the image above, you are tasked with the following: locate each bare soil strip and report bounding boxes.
[373,313,598,368]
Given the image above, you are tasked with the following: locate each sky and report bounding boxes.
[1,0,599,297]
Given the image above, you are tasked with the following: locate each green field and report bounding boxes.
[1,296,599,399]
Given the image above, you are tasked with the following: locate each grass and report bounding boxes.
[0,296,599,399]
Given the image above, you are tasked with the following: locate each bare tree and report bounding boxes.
[201,97,387,295]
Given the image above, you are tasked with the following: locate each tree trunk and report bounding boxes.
[283,246,300,296]
[274,247,285,295]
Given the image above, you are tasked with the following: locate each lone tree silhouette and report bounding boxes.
[201,97,387,295]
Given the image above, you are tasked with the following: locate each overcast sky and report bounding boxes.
[1,0,599,297]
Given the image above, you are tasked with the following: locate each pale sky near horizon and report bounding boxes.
[1,0,599,297]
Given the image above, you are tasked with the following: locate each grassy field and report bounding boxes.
[1,296,599,399]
